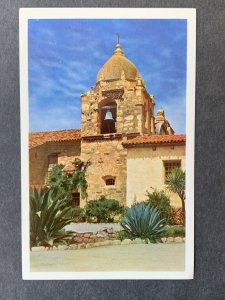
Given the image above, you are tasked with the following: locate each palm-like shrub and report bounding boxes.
[120,203,165,243]
[167,168,185,224]
[30,187,74,248]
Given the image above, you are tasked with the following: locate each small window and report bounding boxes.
[102,175,116,186]
[105,178,115,186]
[164,160,181,183]
[71,192,80,207]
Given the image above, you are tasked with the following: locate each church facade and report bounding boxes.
[29,42,186,208]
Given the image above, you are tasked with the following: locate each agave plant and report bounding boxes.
[30,187,74,248]
[120,203,166,243]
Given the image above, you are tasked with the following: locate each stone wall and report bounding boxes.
[29,140,81,186]
[81,78,154,137]
[126,144,186,207]
[72,228,116,244]
[81,136,127,207]
[79,75,156,207]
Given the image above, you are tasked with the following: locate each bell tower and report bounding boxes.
[80,40,156,206]
[81,42,155,137]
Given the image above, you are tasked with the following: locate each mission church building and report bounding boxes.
[29,41,186,208]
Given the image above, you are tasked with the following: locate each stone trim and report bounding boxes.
[101,89,124,101]
[82,133,123,141]
[122,141,186,148]
[31,236,185,252]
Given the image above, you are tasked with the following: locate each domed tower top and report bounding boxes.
[81,35,156,137]
[96,41,141,83]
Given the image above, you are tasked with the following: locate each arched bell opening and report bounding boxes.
[100,101,117,134]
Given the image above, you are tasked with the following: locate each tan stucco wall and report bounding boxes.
[29,140,81,186]
[126,145,185,208]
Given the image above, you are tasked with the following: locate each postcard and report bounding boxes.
[20,8,196,280]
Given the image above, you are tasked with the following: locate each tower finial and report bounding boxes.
[114,33,124,56]
[117,32,120,44]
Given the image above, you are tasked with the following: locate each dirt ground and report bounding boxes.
[30,243,185,272]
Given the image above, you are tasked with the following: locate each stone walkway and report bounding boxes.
[30,243,185,272]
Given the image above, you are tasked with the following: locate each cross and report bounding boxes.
[117,32,120,44]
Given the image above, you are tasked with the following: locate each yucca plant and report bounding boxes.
[30,187,74,248]
[167,167,185,225]
[120,203,166,243]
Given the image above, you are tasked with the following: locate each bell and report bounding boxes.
[104,109,114,121]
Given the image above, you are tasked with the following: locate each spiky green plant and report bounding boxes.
[120,203,165,243]
[30,187,74,248]
[167,167,185,224]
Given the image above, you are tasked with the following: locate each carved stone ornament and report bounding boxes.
[102,89,124,101]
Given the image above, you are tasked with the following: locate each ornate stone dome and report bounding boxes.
[96,43,141,83]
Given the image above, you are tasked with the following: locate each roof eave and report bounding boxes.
[122,141,186,148]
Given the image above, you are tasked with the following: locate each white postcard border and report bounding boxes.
[20,7,196,280]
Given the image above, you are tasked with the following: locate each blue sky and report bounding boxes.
[28,19,187,133]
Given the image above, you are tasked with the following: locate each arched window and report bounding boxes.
[100,101,117,134]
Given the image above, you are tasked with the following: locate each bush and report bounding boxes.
[84,196,124,223]
[65,206,86,223]
[116,230,134,241]
[30,187,74,248]
[145,189,173,224]
[120,203,166,243]
[162,225,185,237]
[48,160,90,202]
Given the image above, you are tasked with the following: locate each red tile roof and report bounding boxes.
[122,134,186,147]
[29,129,81,149]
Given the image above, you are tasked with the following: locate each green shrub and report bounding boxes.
[30,187,74,248]
[48,159,90,202]
[120,203,166,243]
[65,206,86,223]
[145,189,173,224]
[116,230,134,241]
[84,196,124,223]
[162,226,185,237]
[114,206,129,223]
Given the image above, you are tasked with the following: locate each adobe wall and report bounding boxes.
[126,145,186,208]
[29,140,81,186]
